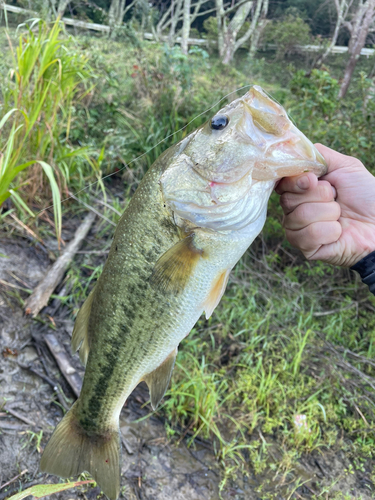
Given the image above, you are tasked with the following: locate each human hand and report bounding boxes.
[275,144,375,267]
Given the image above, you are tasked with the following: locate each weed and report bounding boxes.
[0,20,96,242]
[21,430,43,453]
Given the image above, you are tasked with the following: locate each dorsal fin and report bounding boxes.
[71,290,95,366]
[203,269,230,319]
[150,234,203,294]
[144,348,177,410]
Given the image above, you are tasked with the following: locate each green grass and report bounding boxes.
[161,246,375,494]
[0,20,96,242]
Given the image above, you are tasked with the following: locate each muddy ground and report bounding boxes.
[1,219,374,500]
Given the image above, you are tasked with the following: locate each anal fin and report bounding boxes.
[144,348,177,410]
[71,290,95,366]
[203,269,231,319]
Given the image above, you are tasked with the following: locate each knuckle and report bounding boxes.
[280,193,295,211]
[349,157,364,170]
[305,223,321,241]
[332,221,342,240]
[318,182,333,202]
[332,201,341,219]
[303,250,316,261]
[285,229,301,248]
[294,203,310,224]
[283,213,294,229]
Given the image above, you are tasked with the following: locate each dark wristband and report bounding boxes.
[351,251,375,296]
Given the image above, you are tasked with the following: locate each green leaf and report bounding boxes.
[37,161,62,243]
[9,189,36,217]
[6,480,95,500]
[0,161,35,201]
[0,108,18,130]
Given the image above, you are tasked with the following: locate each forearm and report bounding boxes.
[351,251,375,296]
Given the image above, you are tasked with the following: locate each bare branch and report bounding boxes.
[123,0,138,16]
[234,0,262,51]
[223,0,250,15]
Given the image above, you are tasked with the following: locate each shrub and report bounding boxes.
[263,13,311,59]
[289,69,375,172]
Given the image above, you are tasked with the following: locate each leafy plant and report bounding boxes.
[289,68,375,173]
[0,20,95,241]
[263,12,312,59]
[6,480,95,500]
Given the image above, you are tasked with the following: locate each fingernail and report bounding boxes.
[297,176,310,190]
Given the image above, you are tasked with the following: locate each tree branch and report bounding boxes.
[223,0,250,16]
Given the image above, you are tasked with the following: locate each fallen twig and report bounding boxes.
[24,212,96,317]
[319,336,375,399]
[0,422,27,431]
[44,333,82,398]
[17,361,70,411]
[8,213,44,244]
[4,407,36,427]
[0,470,28,491]
[121,436,134,455]
[47,281,72,316]
[0,279,31,293]
[0,480,40,500]
[313,302,358,316]
[313,297,370,317]
[334,346,375,370]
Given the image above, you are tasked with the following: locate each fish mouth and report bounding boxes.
[250,130,327,181]
[239,85,327,181]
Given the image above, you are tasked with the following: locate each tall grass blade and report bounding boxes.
[0,108,18,130]
[9,189,35,217]
[37,161,62,243]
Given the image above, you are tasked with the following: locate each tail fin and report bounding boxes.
[40,404,121,500]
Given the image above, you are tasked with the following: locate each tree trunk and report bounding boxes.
[221,0,253,64]
[249,0,269,57]
[215,0,226,58]
[315,0,353,67]
[339,0,375,98]
[57,0,70,17]
[222,32,235,63]
[108,0,120,28]
[156,4,173,39]
[168,0,184,46]
[181,0,192,54]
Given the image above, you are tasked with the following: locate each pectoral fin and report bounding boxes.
[144,348,177,410]
[71,289,95,366]
[150,234,203,294]
[203,269,231,319]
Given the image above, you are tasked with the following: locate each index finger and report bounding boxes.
[275,172,318,195]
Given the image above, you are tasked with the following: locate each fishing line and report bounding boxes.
[37,84,253,215]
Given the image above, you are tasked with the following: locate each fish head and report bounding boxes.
[161,85,327,232]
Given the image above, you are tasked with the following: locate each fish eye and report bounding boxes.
[210,115,229,130]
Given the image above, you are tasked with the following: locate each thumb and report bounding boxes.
[314,143,359,174]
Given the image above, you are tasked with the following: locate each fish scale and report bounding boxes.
[40,85,327,500]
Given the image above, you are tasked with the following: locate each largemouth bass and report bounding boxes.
[40,86,326,499]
